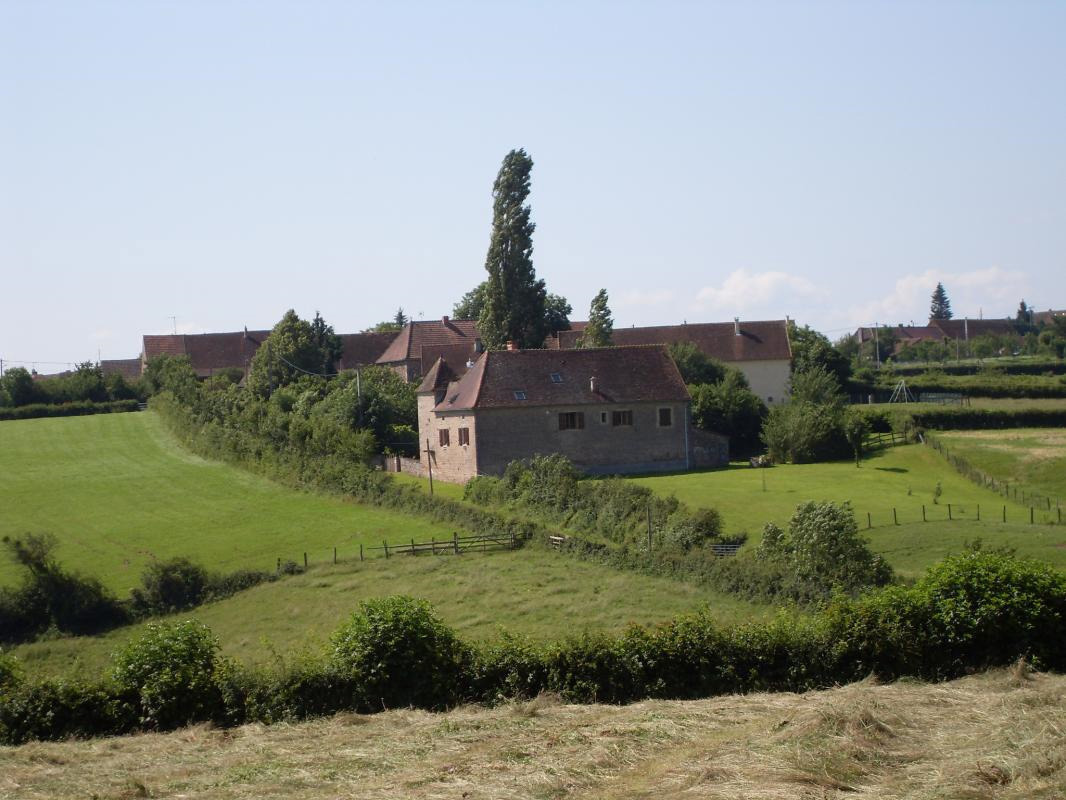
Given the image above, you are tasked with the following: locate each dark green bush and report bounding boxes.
[111,620,222,730]
[0,399,139,421]
[0,679,135,744]
[0,648,22,692]
[329,596,472,711]
[131,557,209,616]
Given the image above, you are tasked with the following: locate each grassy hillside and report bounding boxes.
[936,428,1066,503]
[0,413,460,593]
[629,444,1063,532]
[3,668,1062,799]
[11,548,778,679]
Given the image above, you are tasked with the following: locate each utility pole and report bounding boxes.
[874,323,881,368]
[424,438,434,496]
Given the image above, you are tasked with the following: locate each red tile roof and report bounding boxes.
[855,325,946,344]
[338,333,399,370]
[377,317,480,365]
[100,358,143,380]
[929,319,1016,339]
[554,320,791,362]
[434,345,689,411]
[143,331,270,377]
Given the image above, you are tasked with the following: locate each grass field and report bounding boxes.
[10,548,778,679]
[0,414,460,593]
[3,668,1062,799]
[629,443,1063,533]
[936,428,1066,504]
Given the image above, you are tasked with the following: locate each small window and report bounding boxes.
[612,410,633,427]
[558,411,585,431]
[767,396,773,403]
[458,427,470,446]
[550,372,563,383]
[514,390,527,400]
[438,429,450,447]
[658,408,673,427]
[600,412,607,424]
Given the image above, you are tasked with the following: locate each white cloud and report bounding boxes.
[691,269,822,317]
[845,266,1026,329]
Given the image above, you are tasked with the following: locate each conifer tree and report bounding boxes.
[930,282,953,320]
[479,149,547,349]
[393,307,409,328]
[581,289,614,348]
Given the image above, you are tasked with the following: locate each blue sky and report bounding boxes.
[2,0,1064,367]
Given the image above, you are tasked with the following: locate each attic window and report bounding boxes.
[513,390,527,400]
[550,372,563,383]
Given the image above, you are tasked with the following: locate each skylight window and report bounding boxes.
[514,390,527,400]
[550,372,563,383]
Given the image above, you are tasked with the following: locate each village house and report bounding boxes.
[140,328,397,378]
[853,318,1020,357]
[375,316,480,382]
[551,319,792,406]
[415,344,728,483]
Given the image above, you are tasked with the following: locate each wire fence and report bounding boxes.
[925,432,1062,522]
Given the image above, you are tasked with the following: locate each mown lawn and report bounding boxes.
[624,444,1065,567]
[11,547,779,679]
[0,413,461,593]
[935,428,1066,503]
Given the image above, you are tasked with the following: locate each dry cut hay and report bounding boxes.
[1,668,1064,799]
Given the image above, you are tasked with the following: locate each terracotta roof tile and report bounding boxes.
[930,319,1017,338]
[555,320,791,362]
[100,358,143,380]
[436,345,689,411]
[338,332,398,370]
[377,317,479,365]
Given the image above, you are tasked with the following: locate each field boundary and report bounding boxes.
[925,432,1063,522]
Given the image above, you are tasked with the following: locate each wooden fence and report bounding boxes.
[864,430,908,450]
[367,531,521,557]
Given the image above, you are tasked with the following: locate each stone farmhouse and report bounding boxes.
[551,319,792,406]
[375,316,480,381]
[416,344,728,483]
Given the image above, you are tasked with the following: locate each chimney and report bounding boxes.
[506,340,518,351]
[589,376,597,392]
[442,315,449,323]
[243,326,248,339]
[734,317,741,336]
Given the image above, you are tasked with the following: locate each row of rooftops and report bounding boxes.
[89,316,792,381]
[853,317,1036,346]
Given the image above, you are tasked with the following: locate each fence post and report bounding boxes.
[384,540,389,559]
[277,557,281,573]
[893,508,898,525]
[454,532,459,555]
[360,543,364,562]
[867,512,872,529]
[304,552,308,569]
[948,503,952,521]
[1003,505,1006,523]
[1059,507,1062,524]
[510,530,516,550]
[333,547,337,565]
[977,504,980,521]
[922,505,926,522]
[1031,507,1035,525]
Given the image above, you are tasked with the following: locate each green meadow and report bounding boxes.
[935,428,1066,502]
[11,547,778,679]
[0,413,458,593]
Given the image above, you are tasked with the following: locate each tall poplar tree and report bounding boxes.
[580,289,614,348]
[930,282,953,320]
[479,149,547,349]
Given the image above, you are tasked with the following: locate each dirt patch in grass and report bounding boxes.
[3,668,1064,799]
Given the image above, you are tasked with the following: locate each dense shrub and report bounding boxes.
[0,679,136,745]
[758,502,893,595]
[111,620,222,730]
[0,399,140,421]
[330,597,472,711]
[0,534,129,642]
[0,648,22,692]
[131,557,209,615]
[466,455,724,553]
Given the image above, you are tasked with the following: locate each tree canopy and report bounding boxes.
[580,289,613,348]
[247,310,342,397]
[930,282,952,320]
[478,149,548,349]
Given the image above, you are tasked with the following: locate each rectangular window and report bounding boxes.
[612,410,633,427]
[600,412,607,424]
[458,427,470,446]
[550,372,563,383]
[658,407,673,427]
[558,411,585,430]
[438,429,450,447]
[513,390,527,400]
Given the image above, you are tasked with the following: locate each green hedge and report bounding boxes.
[850,374,1066,399]
[888,360,1066,377]
[2,550,1062,744]
[0,399,140,421]
[857,405,1066,432]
